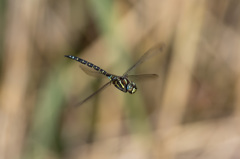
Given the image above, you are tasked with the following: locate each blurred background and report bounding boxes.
[0,0,240,159]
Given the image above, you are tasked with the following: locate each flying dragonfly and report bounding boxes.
[65,44,165,106]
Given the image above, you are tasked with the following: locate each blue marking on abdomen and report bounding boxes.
[65,55,109,76]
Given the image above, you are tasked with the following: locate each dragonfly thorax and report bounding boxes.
[110,76,137,94]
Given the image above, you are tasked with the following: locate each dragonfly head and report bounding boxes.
[127,82,137,94]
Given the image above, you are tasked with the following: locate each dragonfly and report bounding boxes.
[65,44,165,106]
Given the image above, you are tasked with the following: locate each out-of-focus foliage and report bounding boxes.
[0,0,240,159]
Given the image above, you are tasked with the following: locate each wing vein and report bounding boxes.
[123,43,165,76]
[75,82,111,107]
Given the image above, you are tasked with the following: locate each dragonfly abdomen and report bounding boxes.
[65,55,108,76]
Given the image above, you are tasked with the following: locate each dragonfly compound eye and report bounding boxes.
[127,82,137,94]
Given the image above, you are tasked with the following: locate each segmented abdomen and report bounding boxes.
[65,55,108,76]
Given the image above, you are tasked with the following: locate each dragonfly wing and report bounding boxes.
[123,43,165,77]
[127,74,159,81]
[75,81,111,106]
[79,65,106,78]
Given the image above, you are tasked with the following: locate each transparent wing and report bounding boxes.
[127,74,159,81]
[123,43,165,77]
[79,65,106,78]
[75,81,111,107]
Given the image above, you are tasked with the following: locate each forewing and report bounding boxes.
[127,74,159,81]
[123,43,165,77]
[75,81,111,106]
